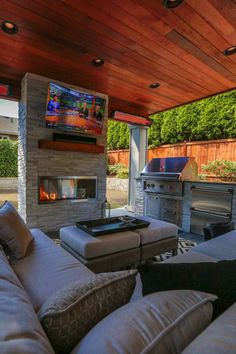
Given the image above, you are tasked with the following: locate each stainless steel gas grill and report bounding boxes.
[141,157,198,226]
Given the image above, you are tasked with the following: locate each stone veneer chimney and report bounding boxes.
[18,73,108,232]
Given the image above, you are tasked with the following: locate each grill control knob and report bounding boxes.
[160,184,164,190]
[147,183,150,188]
[151,184,155,188]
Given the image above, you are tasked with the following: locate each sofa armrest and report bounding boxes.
[182,303,236,354]
[0,250,54,353]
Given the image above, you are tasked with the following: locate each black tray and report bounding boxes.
[76,215,150,236]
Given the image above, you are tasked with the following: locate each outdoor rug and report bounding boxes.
[148,238,197,263]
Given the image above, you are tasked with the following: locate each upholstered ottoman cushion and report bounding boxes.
[60,226,140,259]
[134,216,178,244]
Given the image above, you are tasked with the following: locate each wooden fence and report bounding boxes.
[108,138,236,173]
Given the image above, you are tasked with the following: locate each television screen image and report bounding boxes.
[45,82,106,136]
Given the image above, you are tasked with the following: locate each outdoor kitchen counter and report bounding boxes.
[135,178,236,236]
[136,177,236,185]
[185,179,236,185]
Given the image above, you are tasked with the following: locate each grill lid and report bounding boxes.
[141,157,198,180]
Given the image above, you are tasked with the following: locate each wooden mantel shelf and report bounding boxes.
[38,140,104,154]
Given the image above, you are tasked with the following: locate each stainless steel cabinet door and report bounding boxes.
[145,193,161,219]
[190,209,230,235]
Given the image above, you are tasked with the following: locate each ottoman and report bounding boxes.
[60,226,140,273]
[134,216,179,263]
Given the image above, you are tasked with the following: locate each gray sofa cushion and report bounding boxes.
[163,250,218,263]
[0,250,54,354]
[72,290,216,354]
[11,228,94,311]
[183,303,236,354]
[0,201,33,260]
[38,270,137,354]
[193,230,236,260]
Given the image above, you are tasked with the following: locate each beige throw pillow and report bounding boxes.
[75,290,217,354]
[38,270,137,354]
[0,201,33,260]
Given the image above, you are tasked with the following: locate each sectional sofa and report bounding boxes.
[141,230,236,354]
[0,201,236,353]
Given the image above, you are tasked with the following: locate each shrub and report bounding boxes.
[116,167,129,179]
[0,139,18,177]
[107,164,129,178]
[107,164,123,176]
[202,160,236,181]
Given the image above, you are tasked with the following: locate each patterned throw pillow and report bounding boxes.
[38,270,137,354]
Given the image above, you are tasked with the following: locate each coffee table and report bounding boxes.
[60,216,178,273]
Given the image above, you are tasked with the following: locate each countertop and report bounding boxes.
[137,176,236,185]
[184,179,236,186]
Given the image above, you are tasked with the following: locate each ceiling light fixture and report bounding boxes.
[163,0,184,9]
[149,83,160,89]
[223,46,236,56]
[91,58,104,67]
[1,21,18,34]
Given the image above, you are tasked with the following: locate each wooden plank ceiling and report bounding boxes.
[0,0,235,117]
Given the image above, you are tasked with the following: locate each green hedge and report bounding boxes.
[107,89,236,150]
[107,120,130,150]
[107,164,129,178]
[0,139,18,177]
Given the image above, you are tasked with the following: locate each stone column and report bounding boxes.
[18,73,108,231]
[127,125,148,212]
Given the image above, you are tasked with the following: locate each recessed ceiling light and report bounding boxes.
[91,58,104,67]
[1,21,18,34]
[149,83,160,89]
[163,0,184,9]
[223,46,236,56]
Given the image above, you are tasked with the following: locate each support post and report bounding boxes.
[127,125,148,211]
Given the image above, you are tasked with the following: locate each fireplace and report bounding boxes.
[39,176,97,203]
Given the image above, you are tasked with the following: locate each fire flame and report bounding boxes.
[49,193,57,200]
[40,186,57,201]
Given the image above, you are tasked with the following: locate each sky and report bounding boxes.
[0,98,18,118]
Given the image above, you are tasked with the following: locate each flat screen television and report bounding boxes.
[45,82,106,136]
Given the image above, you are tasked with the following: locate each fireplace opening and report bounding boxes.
[39,176,97,203]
